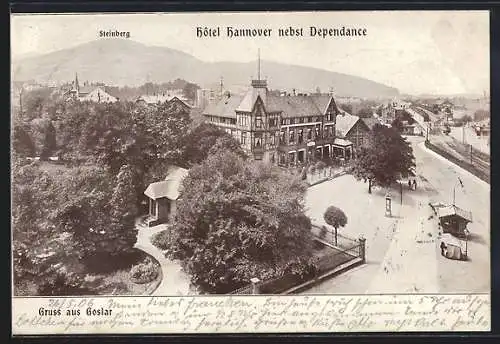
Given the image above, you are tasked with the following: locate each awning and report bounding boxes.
[333,138,353,147]
[436,205,473,223]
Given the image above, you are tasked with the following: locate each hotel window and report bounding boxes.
[308,117,313,123]
[298,129,303,144]
[280,131,286,144]
[315,126,320,138]
[290,118,296,125]
[271,132,276,146]
[289,130,295,143]
[241,131,247,145]
[256,115,262,128]
[299,117,305,124]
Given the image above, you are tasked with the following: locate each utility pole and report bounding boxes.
[470,144,473,165]
[19,87,23,116]
[400,181,403,205]
[462,123,466,144]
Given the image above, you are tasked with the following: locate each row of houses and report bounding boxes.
[57,73,194,109]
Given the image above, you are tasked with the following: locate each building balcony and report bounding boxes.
[277,137,336,151]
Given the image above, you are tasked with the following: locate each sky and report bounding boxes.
[11,11,490,96]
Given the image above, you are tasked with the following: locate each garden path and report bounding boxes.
[134,221,193,296]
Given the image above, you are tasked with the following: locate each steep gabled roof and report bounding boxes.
[203,94,244,119]
[266,95,323,118]
[336,111,360,137]
[310,94,334,114]
[236,87,267,112]
[361,117,379,131]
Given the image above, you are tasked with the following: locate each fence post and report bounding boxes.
[250,277,261,295]
[358,236,366,263]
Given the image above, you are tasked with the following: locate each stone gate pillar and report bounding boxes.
[250,277,261,294]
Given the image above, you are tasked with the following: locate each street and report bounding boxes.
[302,136,490,294]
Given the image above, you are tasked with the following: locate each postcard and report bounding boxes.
[10,10,490,334]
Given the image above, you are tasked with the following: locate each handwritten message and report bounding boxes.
[12,294,490,334]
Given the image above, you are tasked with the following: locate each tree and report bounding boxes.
[357,107,373,118]
[12,123,36,157]
[473,109,489,122]
[208,135,247,159]
[40,121,57,159]
[391,118,404,133]
[323,206,348,246]
[352,124,415,193]
[456,114,473,126]
[182,82,201,102]
[161,151,314,293]
[339,103,353,114]
[21,87,54,121]
[106,164,139,257]
[182,122,245,165]
[11,163,88,295]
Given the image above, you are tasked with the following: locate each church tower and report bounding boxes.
[74,72,80,97]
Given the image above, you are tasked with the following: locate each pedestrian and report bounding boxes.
[440,241,447,256]
[413,179,418,190]
[408,179,412,190]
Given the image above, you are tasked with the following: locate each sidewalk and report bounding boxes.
[134,221,194,296]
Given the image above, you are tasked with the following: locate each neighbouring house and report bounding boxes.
[335,111,375,158]
[401,122,423,136]
[143,166,189,227]
[136,92,191,106]
[64,73,118,103]
[135,94,193,117]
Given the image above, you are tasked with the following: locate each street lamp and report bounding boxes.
[452,177,464,206]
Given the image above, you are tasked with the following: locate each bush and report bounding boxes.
[129,258,159,284]
[151,228,174,252]
[283,258,318,281]
[316,161,327,171]
[37,270,90,296]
